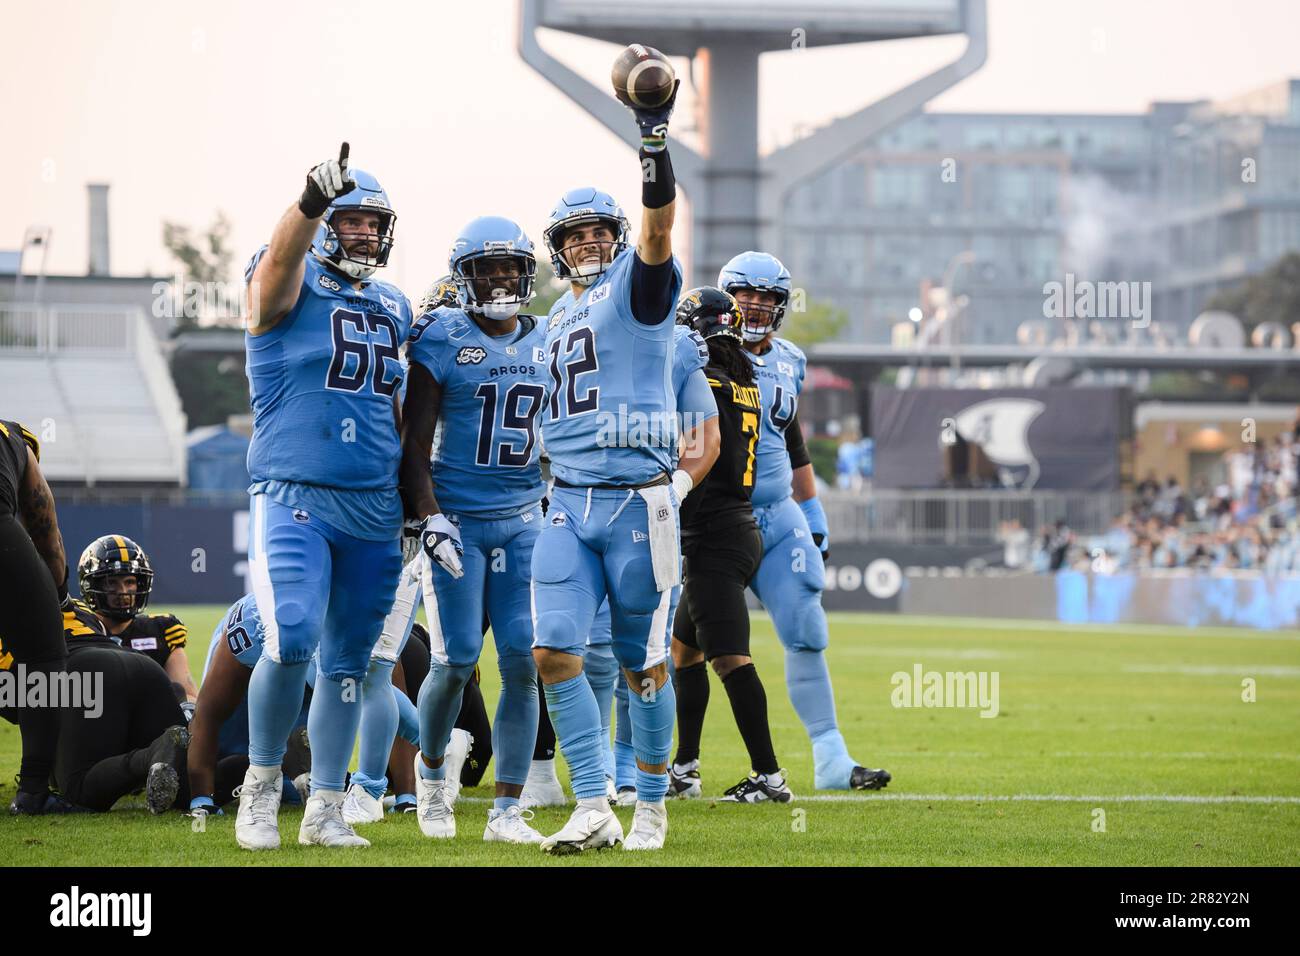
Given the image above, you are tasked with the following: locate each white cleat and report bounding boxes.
[668,760,703,799]
[414,754,456,839]
[540,800,624,856]
[623,800,669,851]
[605,777,618,805]
[520,759,568,809]
[341,783,385,825]
[234,766,282,851]
[299,790,370,848]
[444,728,473,808]
[291,772,311,805]
[484,805,545,844]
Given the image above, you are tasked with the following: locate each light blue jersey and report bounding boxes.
[746,337,807,508]
[243,248,413,540]
[543,247,684,486]
[407,307,548,518]
[204,593,266,674]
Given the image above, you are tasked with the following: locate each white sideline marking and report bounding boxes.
[461,793,1300,804]
[794,793,1300,804]
[874,750,1300,761]
[811,612,1300,641]
[1124,664,1300,677]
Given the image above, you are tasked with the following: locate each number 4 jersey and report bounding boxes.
[243,247,412,537]
[406,307,548,518]
[746,336,807,508]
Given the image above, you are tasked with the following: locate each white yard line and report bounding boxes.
[459,793,1300,804]
[809,612,1300,641]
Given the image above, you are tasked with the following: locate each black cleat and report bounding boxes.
[719,770,794,804]
[9,789,89,815]
[849,766,891,791]
[667,761,702,799]
[143,725,189,814]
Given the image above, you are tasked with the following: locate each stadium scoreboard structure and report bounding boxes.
[519,0,985,286]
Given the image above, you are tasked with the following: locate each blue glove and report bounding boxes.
[799,497,830,561]
[628,80,680,152]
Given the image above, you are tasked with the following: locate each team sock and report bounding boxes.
[583,646,620,780]
[247,658,312,768]
[308,674,365,794]
[627,673,675,803]
[721,663,778,776]
[533,675,557,760]
[352,658,397,798]
[785,647,840,740]
[672,662,709,765]
[613,673,635,789]
[543,674,607,800]
[416,659,476,772]
[492,654,539,788]
[393,683,420,747]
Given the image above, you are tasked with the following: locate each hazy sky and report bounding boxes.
[5,0,1299,291]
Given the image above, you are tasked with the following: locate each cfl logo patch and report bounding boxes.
[456,347,487,365]
[656,506,669,521]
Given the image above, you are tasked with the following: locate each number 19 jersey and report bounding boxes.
[542,248,684,486]
[406,307,548,518]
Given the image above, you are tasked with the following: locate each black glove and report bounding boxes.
[628,80,680,153]
[298,142,356,219]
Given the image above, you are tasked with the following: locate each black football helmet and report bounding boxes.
[675,286,745,344]
[78,534,153,620]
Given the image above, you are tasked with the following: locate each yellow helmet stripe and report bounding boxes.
[112,535,130,562]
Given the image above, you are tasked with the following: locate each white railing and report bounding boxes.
[0,303,139,353]
[822,488,1130,545]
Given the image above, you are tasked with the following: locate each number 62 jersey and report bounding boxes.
[406,307,549,518]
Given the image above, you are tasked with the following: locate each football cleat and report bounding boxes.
[393,796,418,814]
[292,772,311,805]
[541,802,624,855]
[299,790,370,848]
[850,766,892,791]
[443,728,473,807]
[623,800,669,850]
[145,764,179,815]
[414,754,455,839]
[520,759,568,809]
[614,786,638,807]
[9,789,86,815]
[484,805,545,844]
[667,759,702,799]
[234,767,283,851]
[143,724,188,814]
[719,770,794,804]
[341,783,385,825]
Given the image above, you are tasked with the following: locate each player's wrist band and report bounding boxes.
[640,146,676,209]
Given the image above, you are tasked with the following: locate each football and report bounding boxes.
[611,43,676,109]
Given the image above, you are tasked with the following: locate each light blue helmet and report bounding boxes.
[310,168,396,280]
[448,216,536,321]
[543,187,630,286]
[718,251,792,342]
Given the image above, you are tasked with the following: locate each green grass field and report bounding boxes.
[2,607,1298,866]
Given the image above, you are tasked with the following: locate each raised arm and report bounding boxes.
[246,142,355,335]
[17,446,68,603]
[629,81,680,270]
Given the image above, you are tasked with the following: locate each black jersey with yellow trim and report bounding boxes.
[117,613,187,670]
[679,368,763,536]
[0,598,119,670]
[0,419,40,518]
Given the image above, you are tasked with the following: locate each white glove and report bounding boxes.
[400,519,423,566]
[298,142,356,218]
[670,468,693,506]
[420,514,464,579]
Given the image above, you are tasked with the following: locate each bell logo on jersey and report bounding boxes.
[318,274,342,293]
[778,361,795,377]
[533,347,547,364]
[130,637,158,651]
[589,284,610,305]
[380,294,399,315]
[456,347,487,365]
